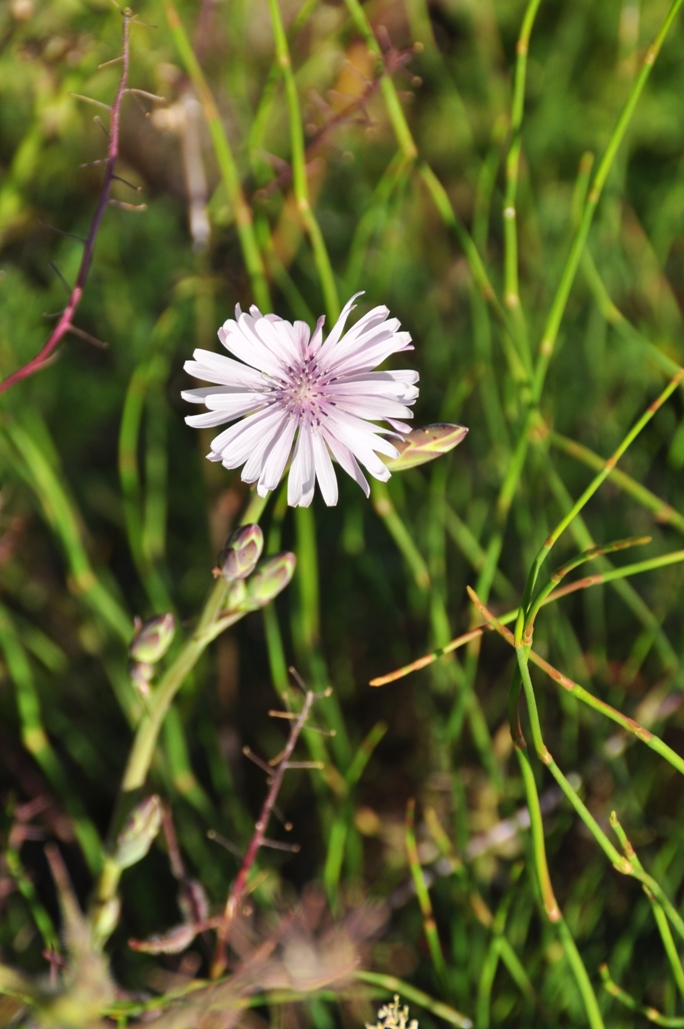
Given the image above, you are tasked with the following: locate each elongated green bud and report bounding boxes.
[114,795,162,869]
[129,613,175,664]
[216,524,264,581]
[246,552,296,608]
[383,423,468,472]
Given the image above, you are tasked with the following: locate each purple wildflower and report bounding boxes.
[182,293,419,507]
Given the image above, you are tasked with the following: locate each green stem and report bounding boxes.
[4,418,131,643]
[470,586,684,776]
[556,916,606,1029]
[533,0,684,400]
[121,577,228,794]
[502,0,543,372]
[341,0,526,384]
[372,480,430,590]
[601,964,684,1026]
[354,971,473,1029]
[525,535,651,634]
[405,799,450,996]
[515,746,559,920]
[520,370,683,639]
[266,0,339,321]
[516,748,605,1028]
[548,430,684,536]
[516,647,629,870]
[651,898,684,1004]
[162,0,271,311]
[0,604,103,873]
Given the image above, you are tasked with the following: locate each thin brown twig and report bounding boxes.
[0,13,132,394]
[254,36,420,202]
[210,685,325,978]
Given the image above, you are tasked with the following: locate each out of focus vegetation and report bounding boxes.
[2,0,684,1025]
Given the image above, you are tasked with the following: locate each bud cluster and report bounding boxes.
[216,524,296,615]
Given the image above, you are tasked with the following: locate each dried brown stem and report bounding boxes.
[210,686,322,977]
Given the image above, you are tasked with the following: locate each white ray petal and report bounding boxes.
[311,432,338,506]
[288,426,315,507]
[185,352,269,390]
[254,315,303,366]
[307,315,327,354]
[257,415,298,497]
[185,409,242,429]
[241,413,287,484]
[337,369,420,385]
[323,409,400,458]
[217,317,287,378]
[323,431,370,497]
[330,396,415,421]
[328,333,414,377]
[204,392,271,417]
[311,292,363,356]
[209,406,281,465]
[319,303,390,362]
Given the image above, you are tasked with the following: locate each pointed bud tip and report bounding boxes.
[218,523,264,580]
[384,423,468,472]
[246,551,296,608]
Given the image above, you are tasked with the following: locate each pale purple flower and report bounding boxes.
[182,293,419,507]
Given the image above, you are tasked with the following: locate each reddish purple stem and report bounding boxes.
[0,14,131,395]
[211,688,316,977]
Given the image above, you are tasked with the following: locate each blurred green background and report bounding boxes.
[2,0,684,1024]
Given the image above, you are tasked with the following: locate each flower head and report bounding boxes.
[366,996,419,1029]
[182,293,419,507]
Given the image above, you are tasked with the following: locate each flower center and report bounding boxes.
[275,355,332,419]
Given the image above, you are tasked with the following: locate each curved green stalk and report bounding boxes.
[601,964,684,1025]
[533,0,684,401]
[516,746,605,1028]
[0,603,103,873]
[354,971,473,1029]
[405,799,450,996]
[519,369,683,641]
[266,0,339,321]
[4,418,131,643]
[162,0,271,311]
[549,431,684,535]
[118,356,173,613]
[341,0,527,386]
[502,0,543,373]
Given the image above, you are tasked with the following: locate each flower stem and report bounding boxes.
[533,0,684,402]
[266,0,339,322]
[162,0,271,312]
[502,0,543,375]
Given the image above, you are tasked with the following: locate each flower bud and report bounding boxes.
[224,578,248,612]
[130,660,154,696]
[383,423,468,472]
[216,524,264,581]
[129,613,176,664]
[114,795,163,870]
[246,552,296,608]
